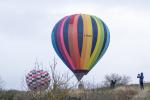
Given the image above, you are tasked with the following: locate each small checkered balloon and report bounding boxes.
[26,69,50,91]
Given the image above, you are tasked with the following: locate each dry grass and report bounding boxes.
[132,84,150,100]
[0,84,150,100]
[1,84,150,100]
[0,86,138,100]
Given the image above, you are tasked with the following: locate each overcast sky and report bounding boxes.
[0,0,150,90]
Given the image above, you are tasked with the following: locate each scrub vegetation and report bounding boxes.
[0,83,150,100]
[0,62,149,100]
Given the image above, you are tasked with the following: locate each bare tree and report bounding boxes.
[47,57,76,100]
[103,73,130,87]
[20,77,28,91]
[120,75,131,85]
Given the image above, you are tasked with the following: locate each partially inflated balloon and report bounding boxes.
[26,69,50,91]
[51,14,110,81]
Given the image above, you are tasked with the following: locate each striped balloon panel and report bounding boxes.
[52,14,110,72]
[26,70,50,91]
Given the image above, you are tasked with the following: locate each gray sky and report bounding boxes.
[0,0,150,90]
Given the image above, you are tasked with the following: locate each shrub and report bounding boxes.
[103,73,131,87]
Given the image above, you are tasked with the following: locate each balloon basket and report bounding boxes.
[78,81,84,89]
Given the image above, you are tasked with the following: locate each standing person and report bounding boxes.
[137,72,144,90]
[110,80,116,88]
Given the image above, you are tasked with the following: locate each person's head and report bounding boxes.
[141,72,143,76]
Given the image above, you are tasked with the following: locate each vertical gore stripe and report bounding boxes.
[80,15,93,69]
[52,22,66,64]
[71,14,80,69]
[99,21,107,57]
[68,15,76,68]
[55,22,65,60]
[77,15,83,56]
[91,21,110,69]
[88,16,104,69]
[56,18,68,64]
[63,17,70,56]
[59,17,75,69]
[90,16,98,56]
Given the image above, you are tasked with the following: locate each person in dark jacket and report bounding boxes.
[110,80,116,88]
[137,72,144,90]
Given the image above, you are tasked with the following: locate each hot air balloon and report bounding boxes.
[26,69,50,91]
[51,14,110,81]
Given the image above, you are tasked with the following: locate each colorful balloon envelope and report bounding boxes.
[26,69,50,91]
[51,14,110,81]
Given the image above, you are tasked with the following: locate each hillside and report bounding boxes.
[0,83,150,100]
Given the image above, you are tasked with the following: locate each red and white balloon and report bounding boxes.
[26,69,50,91]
